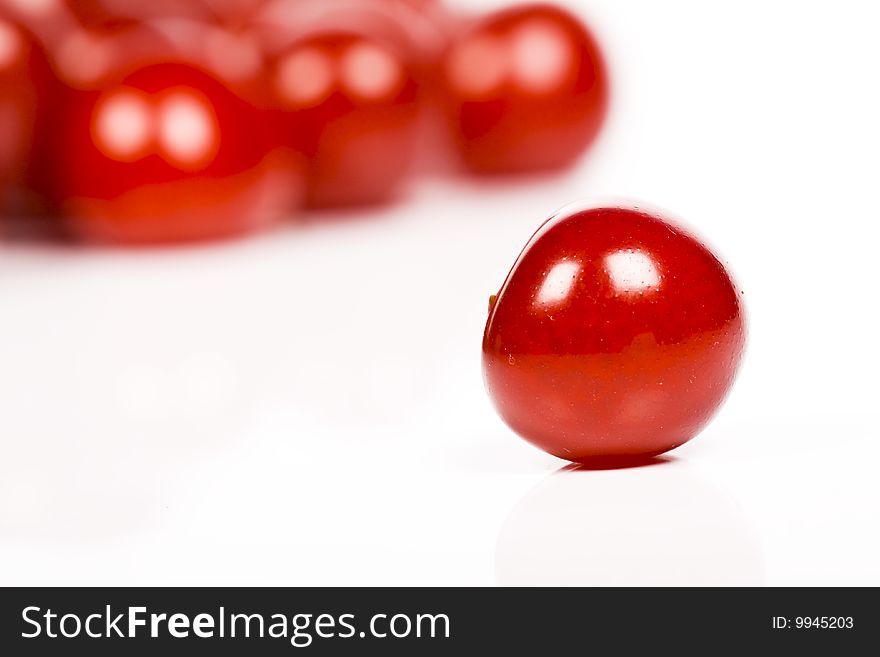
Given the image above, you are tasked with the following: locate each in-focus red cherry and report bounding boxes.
[439,4,608,174]
[483,205,746,466]
[266,29,419,208]
[48,25,302,244]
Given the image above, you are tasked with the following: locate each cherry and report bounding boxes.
[68,0,270,28]
[0,7,62,218]
[65,0,214,28]
[439,3,608,174]
[47,24,302,244]
[265,28,420,208]
[1,0,74,35]
[482,205,746,465]
[0,15,38,210]
[255,0,450,69]
[201,0,267,25]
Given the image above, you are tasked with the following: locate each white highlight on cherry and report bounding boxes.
[605,250,662,294]
[536,260,581,306]
[157,92,219,169]
[511,19,572,93]
[93,90,153,162]
[0,20,23,71]
[342,42,403,101]
[446,34,508,98]
[276,47,335,107]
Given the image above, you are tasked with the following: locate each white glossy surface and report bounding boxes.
[1,0,878,585]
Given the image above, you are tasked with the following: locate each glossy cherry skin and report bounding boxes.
[50,57,301,244]
[267,30,419,208]
[439,4,608,174]
[483,206,746,465]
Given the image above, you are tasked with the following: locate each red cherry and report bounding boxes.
[69,0,269,28]
[0,15,37,208]
[201,0,267,25]
[267,29,420,208]
[48,26,302,244]
[1,0,73,34]
[255,0,450,70]
[483,205,746,465]
[439,4,608,174]
[65,0,213,28]
[0,9,62,219]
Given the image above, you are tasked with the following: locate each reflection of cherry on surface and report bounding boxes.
[496,460,763,586]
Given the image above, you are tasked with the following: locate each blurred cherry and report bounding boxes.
[65,0,213,28]
[48,23,302,244]
[483,205,746,465]
[67,0,271,28]
[439,4,608,174]
[251,0,460,182]
[201,0,267,25]
[0,15,33,206]
[1,0,71,33]
[15,18,170,223]
[266,28,420,208]
[254,0,451,80]
[0,8,56,216]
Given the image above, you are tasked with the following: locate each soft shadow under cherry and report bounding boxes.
[560,454,678,472]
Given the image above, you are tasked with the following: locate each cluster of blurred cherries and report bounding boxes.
[0,0,607,244]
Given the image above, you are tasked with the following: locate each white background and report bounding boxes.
[1,0,879,585]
